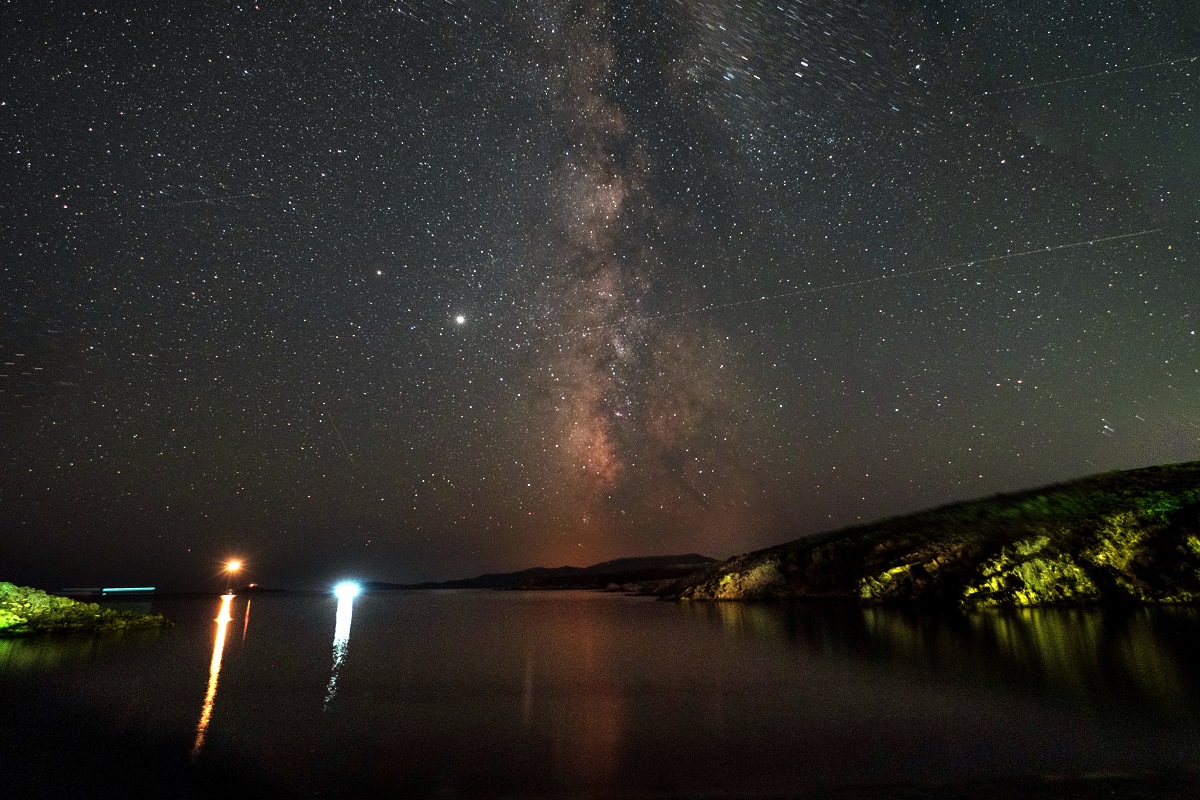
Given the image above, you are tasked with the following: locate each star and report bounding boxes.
[1,0,1195,593]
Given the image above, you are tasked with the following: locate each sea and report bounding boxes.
[2,590,1199,798]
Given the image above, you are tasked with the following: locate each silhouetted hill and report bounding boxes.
[663,461,1200,608]
[378,553,717,591]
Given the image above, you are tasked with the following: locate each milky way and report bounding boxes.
[519,1,757,556]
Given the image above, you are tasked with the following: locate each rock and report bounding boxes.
[663,460,1200,608]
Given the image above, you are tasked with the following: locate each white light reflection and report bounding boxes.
[324,582,360,708]
[192,593,234,762]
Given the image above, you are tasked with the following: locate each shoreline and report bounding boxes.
[0,582,171,637]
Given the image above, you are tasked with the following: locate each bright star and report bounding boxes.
[454,314,466,325]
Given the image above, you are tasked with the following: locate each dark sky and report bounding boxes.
[2,0,1197,591]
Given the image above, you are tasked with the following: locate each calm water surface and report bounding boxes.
[2,591,1200,798]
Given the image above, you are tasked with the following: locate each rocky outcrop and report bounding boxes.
[666,461,1200,608]
[0,582,170,636]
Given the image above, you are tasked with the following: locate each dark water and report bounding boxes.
[2,591,1200,798]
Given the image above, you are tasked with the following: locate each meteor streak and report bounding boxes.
[977,55,1198,97]
[559,228,1163,337]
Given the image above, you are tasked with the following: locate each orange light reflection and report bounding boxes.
[191,593,234,762]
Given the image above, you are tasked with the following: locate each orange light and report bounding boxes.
[226,560,242,573]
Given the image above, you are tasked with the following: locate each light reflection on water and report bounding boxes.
[528,595,625,789]
[680,600,1200,716]
[0,633,99,671]
[190,593,234,762]
[867,605,1195,711]
[324,591,355,708]
[4,592,1200,797]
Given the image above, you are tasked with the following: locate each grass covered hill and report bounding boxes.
[0,582,170,636]
[665,461,1200,608]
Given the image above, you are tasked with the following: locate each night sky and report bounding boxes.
[2,0,1197,591]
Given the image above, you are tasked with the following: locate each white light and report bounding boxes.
[327,581,359,707]
[454,314,466,325]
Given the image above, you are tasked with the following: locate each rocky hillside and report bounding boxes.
[664,461,1200,608]
[0,582,170,635]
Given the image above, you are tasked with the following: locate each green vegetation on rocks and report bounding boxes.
[713,557,785,599]
[0,582,170,636]
[667,461,1200,608]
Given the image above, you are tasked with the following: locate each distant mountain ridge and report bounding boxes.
[662,461,1200,608]
[375,553,716,591]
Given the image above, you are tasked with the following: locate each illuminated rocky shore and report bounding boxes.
[0,582,170,636]
[664,461,1200,607]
